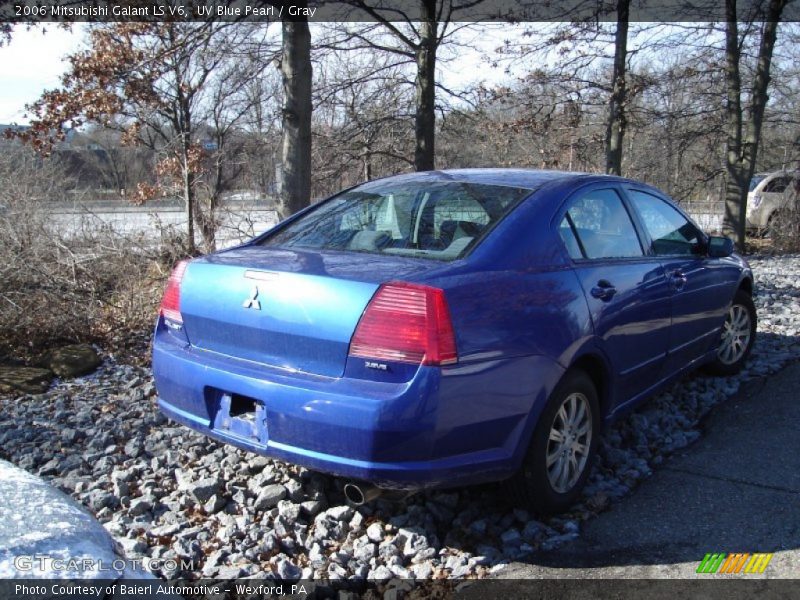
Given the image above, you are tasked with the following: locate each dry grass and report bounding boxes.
[0,201,183,366]
[768,206,800,254]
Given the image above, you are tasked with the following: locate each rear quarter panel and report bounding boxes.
[425,181,594,366]
[414,181,597,469]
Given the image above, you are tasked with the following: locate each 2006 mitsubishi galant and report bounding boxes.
[153,169,756,513]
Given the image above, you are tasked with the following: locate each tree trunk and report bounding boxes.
[605,0,629,176]
[195,192,218,253]
[277,14,312,220]
[196,151,223,253]
[170,25,196,256]
[179,133,196,255]
[414,2,437,172]
[723,0,786,250]
[722,0,745,244]
[363,145,372,181]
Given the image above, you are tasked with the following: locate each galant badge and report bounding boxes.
[243,286,261,310]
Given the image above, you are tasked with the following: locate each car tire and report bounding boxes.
[507,369,600,515]
[706,289,757,376]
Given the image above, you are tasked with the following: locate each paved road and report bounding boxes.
[497,361,800,580]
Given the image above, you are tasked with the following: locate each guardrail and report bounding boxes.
[40,204,279,249]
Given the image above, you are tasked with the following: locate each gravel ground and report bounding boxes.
[1,254,799,583]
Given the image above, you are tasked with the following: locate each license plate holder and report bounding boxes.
[213,392,266,442]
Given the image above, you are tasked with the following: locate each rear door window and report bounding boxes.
[559,189,643,259]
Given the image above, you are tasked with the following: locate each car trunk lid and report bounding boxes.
[178,246,450,378]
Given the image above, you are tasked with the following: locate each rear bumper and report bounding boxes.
[153,329,561,490]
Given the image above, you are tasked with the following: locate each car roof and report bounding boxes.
[366,168,619,191]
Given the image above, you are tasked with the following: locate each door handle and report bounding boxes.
[671,269,688,291]
[591,279,617,300]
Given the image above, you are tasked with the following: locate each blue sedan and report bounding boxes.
[152,169,756,513]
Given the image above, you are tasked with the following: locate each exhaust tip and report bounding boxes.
[343,483,367,506]
[344,482,383,506]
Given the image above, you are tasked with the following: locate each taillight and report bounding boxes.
[349,282,458,366]
[159,260,189,324]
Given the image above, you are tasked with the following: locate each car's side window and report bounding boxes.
[558,218,584,260]
[628,190,701,256]
[559,189,643,259]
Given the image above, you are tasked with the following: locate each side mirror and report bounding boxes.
[707,235,734,258]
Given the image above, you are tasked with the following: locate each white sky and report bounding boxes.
[0,25,85,123]
[0,23,524,124]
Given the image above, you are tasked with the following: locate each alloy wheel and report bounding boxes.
[546,392,593,494]
[718,304,752,365]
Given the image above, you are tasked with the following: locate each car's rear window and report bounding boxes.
[260,180,532,260]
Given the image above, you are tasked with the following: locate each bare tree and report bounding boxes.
[630,55,727,200]
[325,2,482,172]
[14,22,258,254]
[277,14,313,218]
[191,27,275,249]
[758,24,800,171]
[70,124,153,195]
[606,0,630,175]
[722,0,788,249]
[238,71,283,197]
[312,42,415,194]
[497,19,673,177]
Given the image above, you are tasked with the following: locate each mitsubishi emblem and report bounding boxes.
[243,286,261,310]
